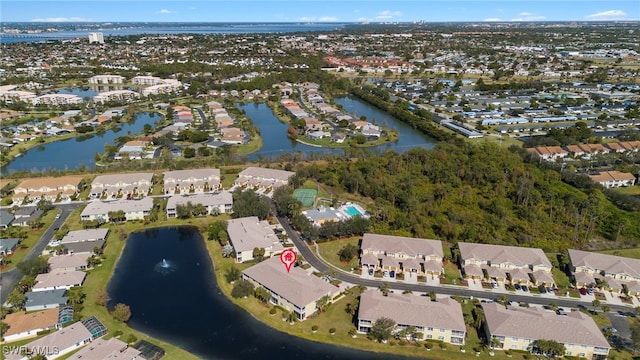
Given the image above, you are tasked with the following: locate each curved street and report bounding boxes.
[277,214,637,315]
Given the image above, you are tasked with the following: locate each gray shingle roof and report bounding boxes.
[243,257,338,308]
[569,249,640,279]
[227,216,280,253]
[361,233,443,258]
[459,242,552,268]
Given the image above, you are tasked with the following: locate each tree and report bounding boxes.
[17,257,49,277]
[592,299,601,310]
[338,243,358,262]
[254,287,271,304]
[232,189,271,220]
[533,339,565,357]
[379,282,390,296]
[316,295,330,313]
[6,290,26,309]
[252,247,266,262]
[225,266,242,283]
[111,303,132,322]
[221,244,235,258]
[231,279,254,298]
[370,317,396,342]
[95,289,108,306]
[183,147,196,158]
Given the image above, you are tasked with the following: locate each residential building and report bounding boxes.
[227,216,283,263]
[166,191,233,218]
[88,75,125,84]
[301,206,349,227]
[220,127,247,144]
[90,172,153,199]
[234,167,295,191]
[0,238,20,255]
[1,308,60,343]
[357,290,466,345]
[163,168,221,195]
[93,90,139,104]
[588,171,636,188]
[48,253,91,272]
[24,289,68,312]
[0,209,14,228]
[60,229,109,244]
[32,271,86,292]
[360,233,444,279]
[482,303,610,359]
[569,249,640,295]
[88,32,104,44]
[12,175,84,204]
[80,197,154,222]
[67,337,142,360]
[458,242,554,286]
[5,322,93,360]
[11,206,44,227]
[526,146,569,161]
[242,257,339,320]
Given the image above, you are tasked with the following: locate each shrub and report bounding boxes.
[424,343,433,350]
[269,307,277,315]
[111,303,132,322]
[389,340,397,346]
[398,339,408,346]
[329,327,336,334]
[312,325,319,332]
[439,343,447,350]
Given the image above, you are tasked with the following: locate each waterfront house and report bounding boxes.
[12,176,84,204]
[227,217,283,263]
[242,257,339,320]
[5,322,93,360]
[458,242,554,286]
[66,337,142,360]
[360,233,444,279]
[1,308,60,343]
[166,191,233,218]
[163,168,221,195]
[32,271,86,292]
[357,290,466,345]
[24,289,68,312]
[48,253,91,272]
[482,302,609,359]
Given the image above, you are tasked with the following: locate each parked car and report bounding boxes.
[586,288,594,295]
[539,285,547,293]
[579,287,587,295]
[521,285,529,292]
[514,284,521,290]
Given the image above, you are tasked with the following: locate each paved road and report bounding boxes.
[277,214,637,314]
[0,203,79,304]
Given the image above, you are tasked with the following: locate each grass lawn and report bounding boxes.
[611,186,640,196]
[317,237,361,272]
[551,267,572,289]
[442,261,462,285]
[236,135,263,156]
[301,179,332,202]
[0,209,59,271]
[598,248,640,259]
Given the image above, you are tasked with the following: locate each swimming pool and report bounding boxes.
[343,205,364,217]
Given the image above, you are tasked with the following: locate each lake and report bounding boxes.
[1,112,160,174]
[241,96,436,160]
[107,226,419,360]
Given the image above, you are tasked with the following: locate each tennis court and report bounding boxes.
[293,188,317,208]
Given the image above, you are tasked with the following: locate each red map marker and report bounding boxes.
[280,248,297,273]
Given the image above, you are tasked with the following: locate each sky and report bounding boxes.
[2,1,639,23]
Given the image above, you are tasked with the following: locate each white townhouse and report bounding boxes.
[90,172,153,199]
[569,249,640,296]
[5,322,93,360]
[32,271,86,292]
[243,257,340,320]
[12,175,84,204]
[482,303,610,359]
[93,90,139,104]
[80,197,154,222]
[166,191,233,218]
[357,290,466,345]
[163,168,221,195]
[227,216,283,263]
[588,171,636,188]
[360,233,444,279]
[458,242,554,287]
[234,167,295,191]
[88,75,126,84]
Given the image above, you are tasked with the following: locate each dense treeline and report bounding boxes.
[351,85,454,142]
[292,142,640,252]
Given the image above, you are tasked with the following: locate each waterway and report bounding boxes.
[107,226,418,360]
[1,112,160,174]
[240,96,436,160]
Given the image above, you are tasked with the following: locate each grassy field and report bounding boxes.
[317,237,361,272]
[598,248,640,259]
[611,186,640,196]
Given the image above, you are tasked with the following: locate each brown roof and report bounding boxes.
[358,290,466,332]
[3,308,59,337]
[482,302,610,349]
[588,170,636,183]
[15,176,84,192]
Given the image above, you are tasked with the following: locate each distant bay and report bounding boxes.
[1,23,348,43]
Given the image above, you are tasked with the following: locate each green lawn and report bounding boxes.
[551,267,572,289]
[598,248,640,259]
[442,261,462,285]
[317,237,361,272]
[611,186,640,195]
[236,135,263,156]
